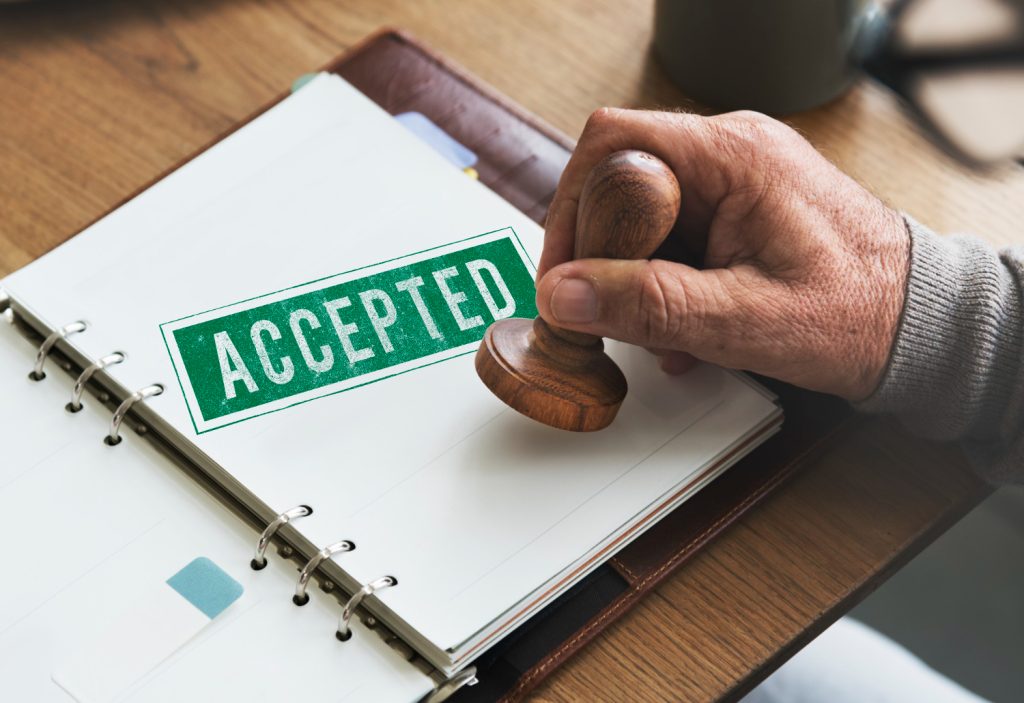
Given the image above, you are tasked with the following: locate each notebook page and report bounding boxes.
[328,348,778,652]
[0,321,166,635]
[2,74,779,663]
[0,321,432,703]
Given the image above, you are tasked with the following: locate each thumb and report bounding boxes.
[535,258,736,354]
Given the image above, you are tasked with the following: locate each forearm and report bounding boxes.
[858,217,1024,485]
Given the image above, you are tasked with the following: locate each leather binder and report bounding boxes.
[15,28,851,701]
[324,30,851,701]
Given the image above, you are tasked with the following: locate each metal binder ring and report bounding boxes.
[423,667,479,703]
[293,540,354,606]
[251,504,313,571]
[336,575,397,641]
[30,321,88,381]
[67,352,126,413]
[104,384,163,446]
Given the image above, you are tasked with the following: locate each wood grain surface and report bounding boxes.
[0,1,1016,701]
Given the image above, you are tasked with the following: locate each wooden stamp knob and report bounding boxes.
[475,150,681,431]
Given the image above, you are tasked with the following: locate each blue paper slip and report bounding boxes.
[167,556,244,619]
[395,111,479,169]
[54,557,246,702]
[289,75,478,171]
[291,73,318,93]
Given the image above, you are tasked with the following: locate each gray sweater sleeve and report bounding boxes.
[857,217,1024,485]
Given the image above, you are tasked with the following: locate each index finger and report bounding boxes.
[536,108,728,281]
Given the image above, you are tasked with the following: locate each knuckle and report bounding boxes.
[715,110,795,155]
[583,107,619,136]
[707,112,809,195]
[729,109,774,128]
[728,110,787,139]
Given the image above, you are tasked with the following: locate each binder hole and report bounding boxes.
[65,402,83,414]
[28,371,45,382]
[301,504,314,515]
[386,576,398,587]
[104,435,122,447]
[250,558,267,571]
[292,594,310,607]
[335,630,352,642]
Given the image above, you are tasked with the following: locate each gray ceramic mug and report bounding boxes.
[653,0,885,114]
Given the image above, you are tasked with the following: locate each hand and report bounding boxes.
[535,109,911,401]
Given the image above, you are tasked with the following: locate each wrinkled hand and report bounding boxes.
[536,109,910,401]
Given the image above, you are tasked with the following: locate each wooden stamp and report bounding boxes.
[475,150,681,431]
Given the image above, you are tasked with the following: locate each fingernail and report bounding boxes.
[550,278,597,323]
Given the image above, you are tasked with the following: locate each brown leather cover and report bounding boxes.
[323,30,853,701]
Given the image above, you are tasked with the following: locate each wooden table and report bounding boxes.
[1,1,1019,700]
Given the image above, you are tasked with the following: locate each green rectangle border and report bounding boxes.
[159,227,536,435]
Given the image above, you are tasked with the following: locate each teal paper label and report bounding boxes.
[166,557,243,619]
[160,228,536,433]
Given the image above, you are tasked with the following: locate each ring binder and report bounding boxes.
[293,539,354,606]
[67,352,126,413]
[336,575,397,642]
[251,504,313,570]
[424,667,479,703]
[104,384,164,446]
[30,321,87,381]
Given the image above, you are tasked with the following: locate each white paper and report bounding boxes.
[53,579,218,703]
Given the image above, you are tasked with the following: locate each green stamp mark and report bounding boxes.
[160,228,536,433]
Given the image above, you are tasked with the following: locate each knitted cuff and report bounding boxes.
[857,216,1024,447]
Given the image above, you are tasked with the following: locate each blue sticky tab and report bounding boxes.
[166,557,243,620]
[395,112,478,169]
[291,73,318,93]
